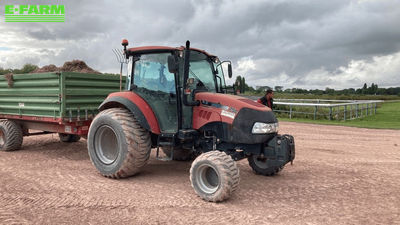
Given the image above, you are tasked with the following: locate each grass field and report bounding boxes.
[278,101,400,130]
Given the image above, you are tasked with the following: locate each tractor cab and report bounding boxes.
[123,42,232,134]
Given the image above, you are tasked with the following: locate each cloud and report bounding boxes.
[0,0,399,89]
[297,51,400,89]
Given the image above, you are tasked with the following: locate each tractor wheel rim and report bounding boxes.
[94,125,119,165]
[253,155,269,169]
[0,130,4,147]
[196,164,219,194]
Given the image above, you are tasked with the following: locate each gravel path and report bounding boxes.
[0,122,399,224]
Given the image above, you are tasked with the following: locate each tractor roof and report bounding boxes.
[127,46,215,58]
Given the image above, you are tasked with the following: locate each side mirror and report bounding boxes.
[228,64,232,78]
[167,55,178,73]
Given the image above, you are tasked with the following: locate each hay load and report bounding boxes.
[32,60,101,74]
[33,64,58,73]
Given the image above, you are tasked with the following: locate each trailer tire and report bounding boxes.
[58,133,81,142]
[248,155,284,176]
[0,120,23,151]
[88,108,151,179]
[162,146,196,161]
[190,151,240,202]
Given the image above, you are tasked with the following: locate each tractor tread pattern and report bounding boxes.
[190,151,240,202]
[248,156,284,176]
[0,120,23,151]
[93,108,151,179]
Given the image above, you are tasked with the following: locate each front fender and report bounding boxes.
[99,92,161,134]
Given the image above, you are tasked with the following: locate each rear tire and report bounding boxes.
[162,146,196,161]
[58,133,81,142]
[88,108,151,178]
[0,120,23,151]
[248,155,283,176]
[190,151,240,202]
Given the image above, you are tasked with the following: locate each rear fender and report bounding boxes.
[99,92,161,134]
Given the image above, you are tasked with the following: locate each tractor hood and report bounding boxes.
[194,92,278,144]
[195,92,272,114]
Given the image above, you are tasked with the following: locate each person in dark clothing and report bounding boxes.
[257,89,274,109]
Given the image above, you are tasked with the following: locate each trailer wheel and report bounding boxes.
[162,147,196,161]
[88,108,151,178]
[0,120,23,151]
[248,155,284,176]
[190,151,240,202]
[58,133,81,142]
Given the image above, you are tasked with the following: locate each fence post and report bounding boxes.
[329,106,332,120]
[374,102,377,114]
[370,104,373,115]
[366,103,369,115]
[314,106,317,120]
[356,104,358,118]
[289,105,292,119]
[337,106,339,121]
[344,105,347,121]
[350,104,353,119]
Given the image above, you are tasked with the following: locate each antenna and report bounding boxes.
[112,48,130,91]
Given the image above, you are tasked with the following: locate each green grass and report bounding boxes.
[278,101,400,130]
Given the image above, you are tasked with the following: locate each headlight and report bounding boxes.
[252,122,279,134]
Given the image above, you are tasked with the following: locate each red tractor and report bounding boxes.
[88,40,295,202]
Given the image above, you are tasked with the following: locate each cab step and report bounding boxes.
[156,133,176,161]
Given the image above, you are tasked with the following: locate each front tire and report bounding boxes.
[190,151,240,202]
[0,120,23,151]
[248,155,284,176]
[88,108,151,178]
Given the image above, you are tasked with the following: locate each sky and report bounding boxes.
[0,0,399,90]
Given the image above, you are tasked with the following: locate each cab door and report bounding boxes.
[132,53,178,133]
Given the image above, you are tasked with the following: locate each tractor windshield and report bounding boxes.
[189,51,217,92]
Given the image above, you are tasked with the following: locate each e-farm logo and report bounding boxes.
[4,5,65,22]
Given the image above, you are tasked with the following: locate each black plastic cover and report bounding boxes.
[230,107,278,144]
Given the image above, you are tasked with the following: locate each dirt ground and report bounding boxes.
[0,122,399,225]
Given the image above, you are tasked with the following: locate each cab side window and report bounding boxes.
[134,53,175,94]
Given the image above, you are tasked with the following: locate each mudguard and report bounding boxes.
[99,91,161,134]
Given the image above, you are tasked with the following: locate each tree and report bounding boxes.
[325,87,335,95]
[241,77,245,93]
[274,86,283,92]
[234,75,248,93]
[362,83,367,94]
[234,76,242,93]
[21,64,38,74]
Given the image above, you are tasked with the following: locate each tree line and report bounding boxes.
[281,83,400,96]
[234,75,400,96]
[0,64,38,75]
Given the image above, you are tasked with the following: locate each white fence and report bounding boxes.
[247,97,383,121]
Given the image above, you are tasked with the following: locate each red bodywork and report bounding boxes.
[104,91,268,134]
[105,91,161,134]
[193,93,270,129]
[0,114,91,136]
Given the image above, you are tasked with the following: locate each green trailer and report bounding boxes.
[0,72,125,149]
